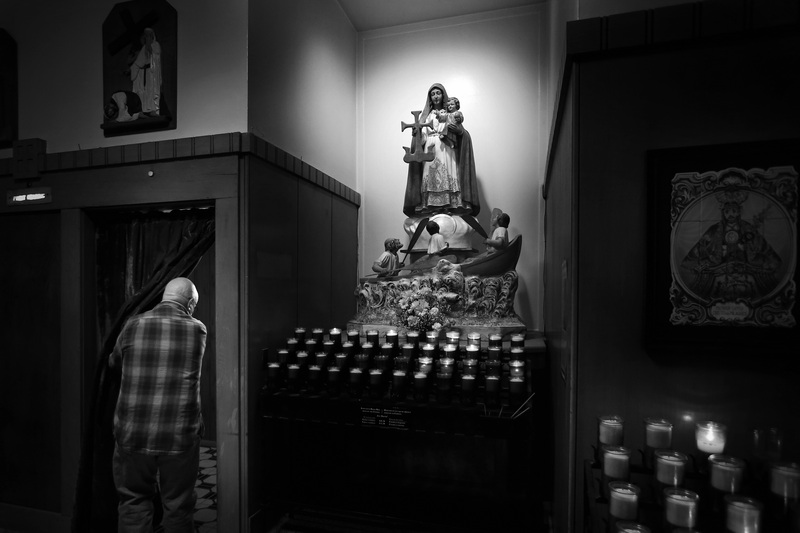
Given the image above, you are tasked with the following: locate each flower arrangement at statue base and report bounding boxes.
[392,285,452,334]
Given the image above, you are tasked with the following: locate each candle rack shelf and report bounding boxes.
[257,336,549,532]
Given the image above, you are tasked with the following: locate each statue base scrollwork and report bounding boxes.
[349,260,526,340]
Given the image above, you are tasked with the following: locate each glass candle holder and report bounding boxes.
[465,344,480,360]
[346,328,360,345]
[442,344,457,361]
[436,372,452,404]
[277,348,290,365]
[767,461,799,529]
[307,365,321,392]
[644,418,673,470]
[329,327,342,345]
[608,481,640,520]
[655,450,689,495]
[334,353,348,370]
[614,522,651,533]
[598,415,625,449]
[413,372,428,402]
[602,446,633,499]
[696,421,727,454]
[467,332,481,346]
[295,351,309,367]
[406,330,420,348]
[366,329,379,346]
[487,346,502,361]
[323,340,335,356]
[509,377,525,406]
[391,370,406,400]
[312,327,325,344]
[417,356,433,375]
[286,337,299,355]
[488,333,502,348]
[385,329,398,348]
[485,375,500,407]
[509,359,525,379]
[511,333,525,348]
[461,358,479,377]
[401,343,415,359]
[368,368,384,398]
[445,330,460,346]
[421,343,436,360]
[725,495,763,533]
[304,339,318,356]
[664,487,699,529]
[710,454,746,494]
[293,327,306,342]
[348,367,363,396]
[425,330,439,345]
[461,374,476,405]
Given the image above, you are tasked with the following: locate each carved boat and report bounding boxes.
[369,235,522,280]
[459,235,522,276]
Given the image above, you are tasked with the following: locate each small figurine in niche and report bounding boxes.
[372,238,405,276]
[129,28,162,117]
[104,91,143,122]
[438,97,464,149]
[484,209,510,254]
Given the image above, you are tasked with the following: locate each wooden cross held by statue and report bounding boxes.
[402,110,436,163]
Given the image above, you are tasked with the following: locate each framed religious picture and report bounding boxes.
[646,139,799,355]
[101,0,177,137]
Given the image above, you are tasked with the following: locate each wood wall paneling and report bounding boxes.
[0,211,62,512]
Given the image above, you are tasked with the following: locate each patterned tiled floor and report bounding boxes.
[155,444,218,533]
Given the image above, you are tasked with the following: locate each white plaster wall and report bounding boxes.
[248,0,358,188]
[0,0,248,158]
[357,6,547,330]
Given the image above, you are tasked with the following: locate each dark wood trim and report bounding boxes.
[1,132,360,207]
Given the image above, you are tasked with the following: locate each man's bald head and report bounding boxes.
[162,277,199,315]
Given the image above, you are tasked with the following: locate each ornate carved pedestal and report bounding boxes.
[349,261,526,339]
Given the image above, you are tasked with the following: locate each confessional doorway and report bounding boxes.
[88,203,217,443]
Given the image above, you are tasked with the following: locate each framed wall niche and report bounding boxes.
[101,0,177,137]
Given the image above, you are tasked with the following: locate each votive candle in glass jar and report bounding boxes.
[614,522,651,533]
[467,332,481,346]
[725,495,763,533]
[608,481,640,520]
[509,359,525,379]
[445,330,460,346]
[768,461,799,527]
[710,454,746,494]
[511,333,525,348]
[664,487,699,528]
[696,421,727,454]
[655,450,688,489]
[598,415,625,447]
[366,329,379,346]
[602,446,632,499]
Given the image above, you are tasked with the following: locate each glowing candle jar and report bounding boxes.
[608,481,640,520]
[696,421,727,454]
[467,332,481,346]
[509,359,525,379]
[312,327,325,344]
[511,333,525,348]
[294,327,306,341]
[329,327,342,351]
[385,329,398,349]
[598,415,625,447]
[445,330,460,346]
[346,329,360,345]
[725,495,763,533]
[664,488,699,528]
[488,334,502,348]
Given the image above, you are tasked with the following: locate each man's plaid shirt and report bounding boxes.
[110,300,207,455]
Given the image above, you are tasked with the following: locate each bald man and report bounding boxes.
[109,277,207,533]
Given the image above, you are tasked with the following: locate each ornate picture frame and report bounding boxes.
[646,139,799,355]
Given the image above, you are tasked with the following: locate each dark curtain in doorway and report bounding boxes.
[72,207,214,533]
